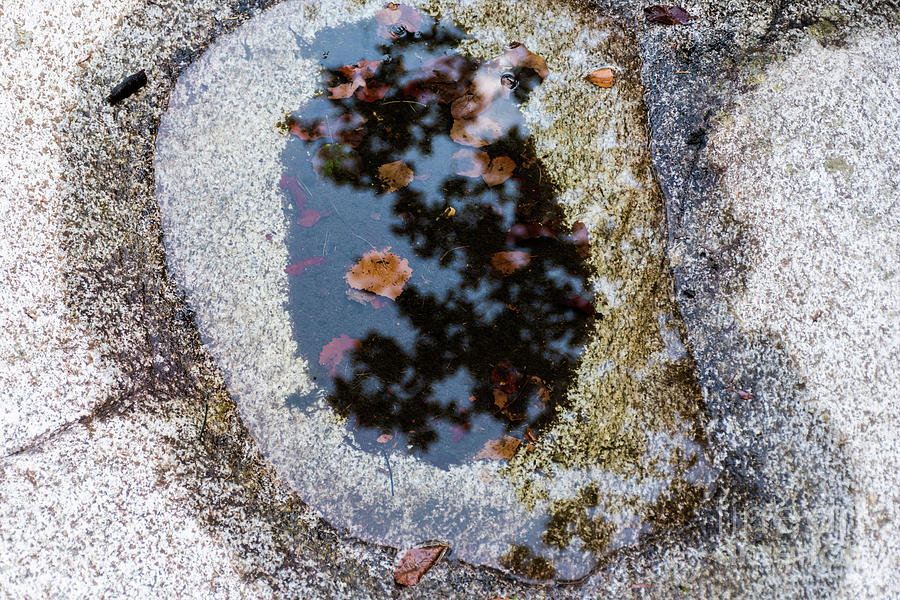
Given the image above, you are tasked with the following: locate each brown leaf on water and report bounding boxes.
[585,68,614,88]
[290,119,327,141]
[375,3,423,38]
[328,59,383,99]
[394,544,448,586]
[319,334,361,375]
[644,5,695,25]
[345,248,412,300]
[493,389,511,409]
[491,250,532,275]
[475,435,521,460]
[451,149,490,177]
[377,160,414,192]
[482,155,516,186]
[503,42,549,77]
[450,92,491,120]
[450,117,502,147]
[529,376,551,406]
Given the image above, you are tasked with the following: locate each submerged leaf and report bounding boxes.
[375,3,423,34]
[319,334,362,375]
[284,256,325,276]
[345,248,412,300]
[475,435,521,460]
[452,149,490,178]
[450,117,502,147]
[297,209,328,227]
[394,544,448,586]
[585,68,614,88]
[503,42,549,77]
[378,160,415,192]
[279,175,306,210]
[482,155,516,186]
[644,5,695,25]
[346,288,388,309]
[491,250,532,275]
[328,59,384,99]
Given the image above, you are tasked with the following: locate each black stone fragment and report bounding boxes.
[107,70,148,105]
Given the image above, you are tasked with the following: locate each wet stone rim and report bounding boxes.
[57,0,858,595]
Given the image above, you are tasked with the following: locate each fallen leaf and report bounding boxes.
[394,544,448,586]
[403,55,471,104]
[450,422,470,442]
[346,288,389,309]
[571,221,590,257]
[279,175,306,210]
[491,361,521,393]
[493,389,511,409]
[529,375,551,405]
[585,68,614,88]
[297,209,329,227]
[378,160,415,192]
[284,256,325,276]
[319,334,362,375]
[503,42,549,77]
[377,434,393,443]
[643,5,695,25]
[356,79,390,102]
[452,149,490,177]
[482,155,516,186]
[345,248,412,300]
[333,113,368,147]
[505,222,557,244]
[524,427,538,444]
[290,119,327,141]
[491,250,532,275]
[475,435,521,460]
[328,59,383,99]
[450,117,502,147]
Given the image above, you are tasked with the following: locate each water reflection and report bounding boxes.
[281,9,595,468]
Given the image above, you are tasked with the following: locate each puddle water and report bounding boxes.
[155,0,715,582]
[282,11,594,469]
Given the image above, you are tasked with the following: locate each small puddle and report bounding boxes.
[155,0,715,582]
[281,10,594,469]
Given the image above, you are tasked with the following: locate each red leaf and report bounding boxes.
[319,334,362,375]
[279,175,306,211]
[644,5,695,25]
[284,256,325,276]
[289,119,327,141]
[482,155,516,187]
[450,422,470,442]
[297,209,328,227]
[377,433,393,443]
[356,80,390,102]
[505,222,557,244]
[491,250,531,275]
[329,59,383,99]
[394,544,448,586]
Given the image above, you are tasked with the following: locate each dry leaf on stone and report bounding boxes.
[482,155,516,186]
[644,5,695,25]
[491,250,531,275]
[503,42,549,77]
[585,68,614,88]
[345,248,412,300]
[450,117,502,147]
[394,544,448,586]
[319,334,361,375]
[378,160,414,192]
[475,435,521,460]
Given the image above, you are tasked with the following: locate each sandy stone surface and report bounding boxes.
[0,0,897,598]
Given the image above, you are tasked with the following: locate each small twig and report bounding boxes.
[380,448,395,496]
[197,398,209,442]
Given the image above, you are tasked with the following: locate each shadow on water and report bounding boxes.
[281,7,596,469]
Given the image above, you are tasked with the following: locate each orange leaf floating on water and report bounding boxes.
[452,149,490,178]
[394,544,448,586]
[319,334,361,375]
[491,250,532,275]
[376,434,393,443]
[585,68,614,88]
[345,248,412,300]
[450,117,502,147]
[482,155,516,186]
[284,256,325,276]
[503,42,549,77]
[377,160,415,192]
[375,2,423,38]
[475,435,521,460]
